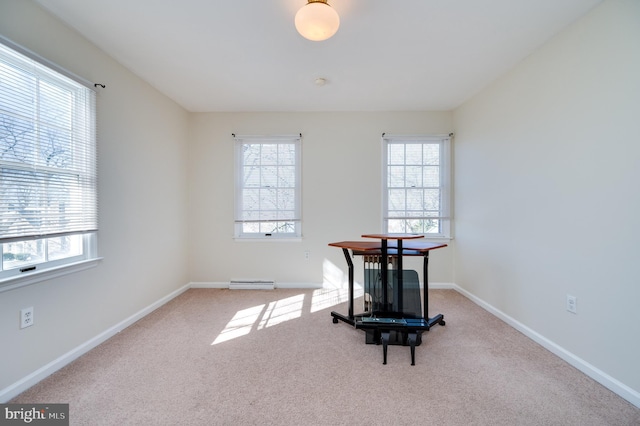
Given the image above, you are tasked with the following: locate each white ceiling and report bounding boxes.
[34,0,602,112]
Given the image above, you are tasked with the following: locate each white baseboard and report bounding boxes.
[190,281,229,289]
[428,282,456,290]
[276,282,323,289]
[0,283,191,403]
[450,283,640,409]
[3,281,638,409]
[189,281,322,289]
[2,280,323,401]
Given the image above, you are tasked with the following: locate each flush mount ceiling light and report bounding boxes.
[295,0,340,41]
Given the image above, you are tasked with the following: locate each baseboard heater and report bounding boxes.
[229,280,275,290]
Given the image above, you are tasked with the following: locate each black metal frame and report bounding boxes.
[330,239,445,361]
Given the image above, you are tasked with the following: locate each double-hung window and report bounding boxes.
[382,134,451,238]
[234,135,301,239]
[0,38,98,286]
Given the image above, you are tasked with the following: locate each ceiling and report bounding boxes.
[34,0,602,112]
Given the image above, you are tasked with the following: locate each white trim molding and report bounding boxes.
[2,281,637,409]
[0,258,102,294]
[0,283,190,402]
[451,284,640,409]
[189,281,322,290]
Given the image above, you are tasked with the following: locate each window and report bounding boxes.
[0,39,98,285]
[382,134,451,238]
[234,135,301,239]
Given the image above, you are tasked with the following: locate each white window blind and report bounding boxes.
[382,134,451,238]
[0,42,97,243]
[0,39,97,283]
[234,135,301,238]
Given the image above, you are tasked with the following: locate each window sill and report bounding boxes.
[0,257,103,293]
[234,237,303,243]
[422,236,453,241]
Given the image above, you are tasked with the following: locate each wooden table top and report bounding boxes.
[328,241,381,251]
[329,240,447,253]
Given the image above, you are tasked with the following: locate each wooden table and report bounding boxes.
[328,234,447,364]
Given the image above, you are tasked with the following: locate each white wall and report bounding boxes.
[4,0,638,410]
[188,111,454,287]
[0,1,190,393]
[453,0,640,396]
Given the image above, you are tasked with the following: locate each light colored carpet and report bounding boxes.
[11,288,640,425]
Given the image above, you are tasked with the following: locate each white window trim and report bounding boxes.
[382,134,453,239]
[0,257,102,294]
[233,237,303,243]
[0,37,99,287]
[233,134,302,240]
[0,232,100,292]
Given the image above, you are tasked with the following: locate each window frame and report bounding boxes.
[0,37,99,290]
[233,134,302,240]
[382,134,452,239]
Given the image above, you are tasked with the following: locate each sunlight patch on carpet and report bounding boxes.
[310,285,363,313]
[212,294,306,345]
[211,304,265,345]
[212,258,367,345]
[312,258,364,313]
[258,294,304,329]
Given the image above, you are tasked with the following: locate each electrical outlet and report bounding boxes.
[20,306,34,329]
[304,250,310,260]
[566,295,577,314]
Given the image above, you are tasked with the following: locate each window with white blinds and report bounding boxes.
[234,135,301,239]
[382,134,451,238]
[0,39,97,282]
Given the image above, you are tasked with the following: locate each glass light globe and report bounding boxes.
[295,2,340,41]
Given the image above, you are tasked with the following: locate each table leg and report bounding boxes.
[407,332,417,365]
[343,248,354,319]
[381,331,390,365]
[397,239,403,314]
[422,251,445,328]
[330,248,356,325]
[381,239,388,311]
[423,251,429,319]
